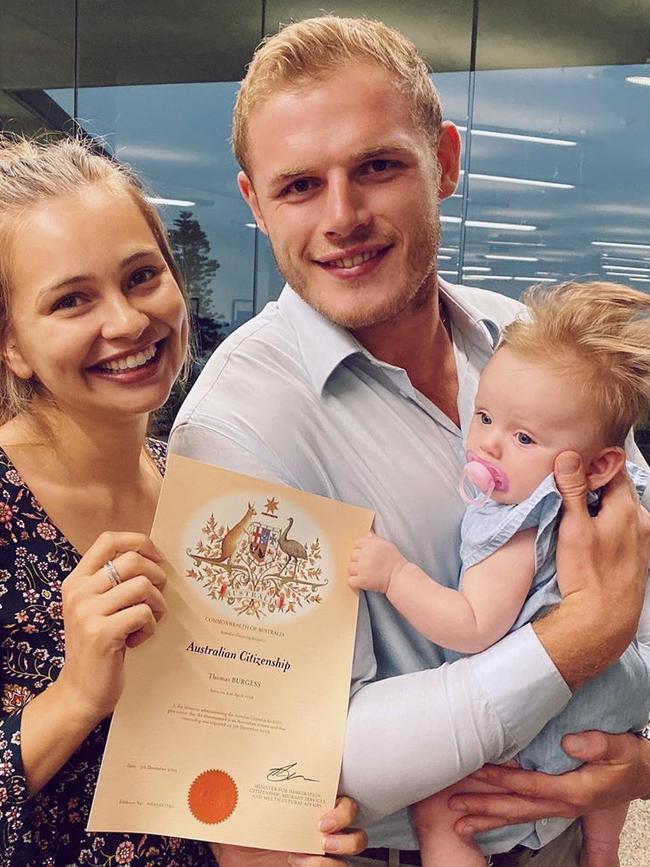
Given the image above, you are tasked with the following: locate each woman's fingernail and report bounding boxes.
[449,798,468,811]
[319,816,337,833]
[471,768,488,780]
[459,823,475,836]
[287,856,307,866]
[324,836,340,852]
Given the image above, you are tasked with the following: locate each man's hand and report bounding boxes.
[534,451,650,689]
[348,532,408,594]
[210,796,367,866]
[447,731,650,835]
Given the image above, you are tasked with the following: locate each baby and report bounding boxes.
[348,281,650,867]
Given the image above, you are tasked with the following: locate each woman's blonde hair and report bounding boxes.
[501,281,650,445]
[232,15,443,176]
[0,135,186,424]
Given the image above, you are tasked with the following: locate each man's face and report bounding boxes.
[238,64,460,329]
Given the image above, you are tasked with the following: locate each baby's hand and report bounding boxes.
[348,532,408,594]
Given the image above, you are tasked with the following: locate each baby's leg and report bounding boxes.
[580,802,629,867]
[411,777,493,867]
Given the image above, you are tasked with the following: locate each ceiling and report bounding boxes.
[0,0,648,91]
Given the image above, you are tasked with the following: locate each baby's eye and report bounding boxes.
[515,431,535,445]
[478,411,492,425]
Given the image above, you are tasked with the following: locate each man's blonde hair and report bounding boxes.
[232,15,443,176]
[0,135,185,424]
[501,281,650,445]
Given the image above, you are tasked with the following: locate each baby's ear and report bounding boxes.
[585,446,626,491]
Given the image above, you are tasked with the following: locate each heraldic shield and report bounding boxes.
[185,497,329,619]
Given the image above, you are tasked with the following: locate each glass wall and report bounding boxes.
[460,0,650,297]
[0,0,648,448]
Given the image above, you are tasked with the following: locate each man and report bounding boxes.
[170,15,650,867]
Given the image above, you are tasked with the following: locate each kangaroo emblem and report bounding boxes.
[187,502,257,567]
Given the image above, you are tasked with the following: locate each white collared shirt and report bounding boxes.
[171,279,648,848]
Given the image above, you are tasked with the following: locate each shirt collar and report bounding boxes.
[438,278,501,350]
[278,278,502,395]
[278,286,364,393]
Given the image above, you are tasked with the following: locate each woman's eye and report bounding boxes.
[479,411,492,425]
[516,432,535,445]
[129,267,158,287]
[52,294,82,311]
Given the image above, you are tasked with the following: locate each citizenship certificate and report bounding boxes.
[88,454,373,852]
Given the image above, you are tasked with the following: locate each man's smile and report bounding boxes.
[313,244,392,277]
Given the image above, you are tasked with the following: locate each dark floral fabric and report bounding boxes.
[0,441,212,866]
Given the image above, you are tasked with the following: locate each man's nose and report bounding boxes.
[100,294,150,341]
[322,175,371,239]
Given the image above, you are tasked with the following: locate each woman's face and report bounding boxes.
[4,185,188,425]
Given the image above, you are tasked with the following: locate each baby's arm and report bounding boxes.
[348,529,537,653]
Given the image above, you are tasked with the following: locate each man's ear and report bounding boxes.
[586,446,626,490]
[237,171,268,235]
[436,121,462,201]
[3,333,33,381]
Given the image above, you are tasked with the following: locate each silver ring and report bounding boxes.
[104,559,122,588]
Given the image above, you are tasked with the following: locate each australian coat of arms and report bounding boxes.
[186,497,328,618]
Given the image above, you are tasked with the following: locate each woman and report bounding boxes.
[0,137,365,866]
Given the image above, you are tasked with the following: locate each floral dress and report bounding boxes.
[0,441,213,866]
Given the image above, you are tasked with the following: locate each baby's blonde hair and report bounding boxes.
[0,135,186,424]
[501,281,650,445]
[232,15,442,177]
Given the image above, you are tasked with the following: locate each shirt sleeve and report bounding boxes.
[171,420,572,828]
[341,619,570,826]
[169,421,294,485]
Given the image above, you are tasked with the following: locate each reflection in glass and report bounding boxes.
[460,63,650,299]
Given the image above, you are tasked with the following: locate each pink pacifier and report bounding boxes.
[458,451,509,506]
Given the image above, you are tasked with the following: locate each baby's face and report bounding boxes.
[466,347,604,505]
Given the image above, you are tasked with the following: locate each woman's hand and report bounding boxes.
[210,796,368,866]
[57,531,167,729]
[20,531,168,796]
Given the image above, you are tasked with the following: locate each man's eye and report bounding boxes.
[479,411,492,425]
[283,178,315,196]
[363,159,397,176]
[515,432,535,445]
